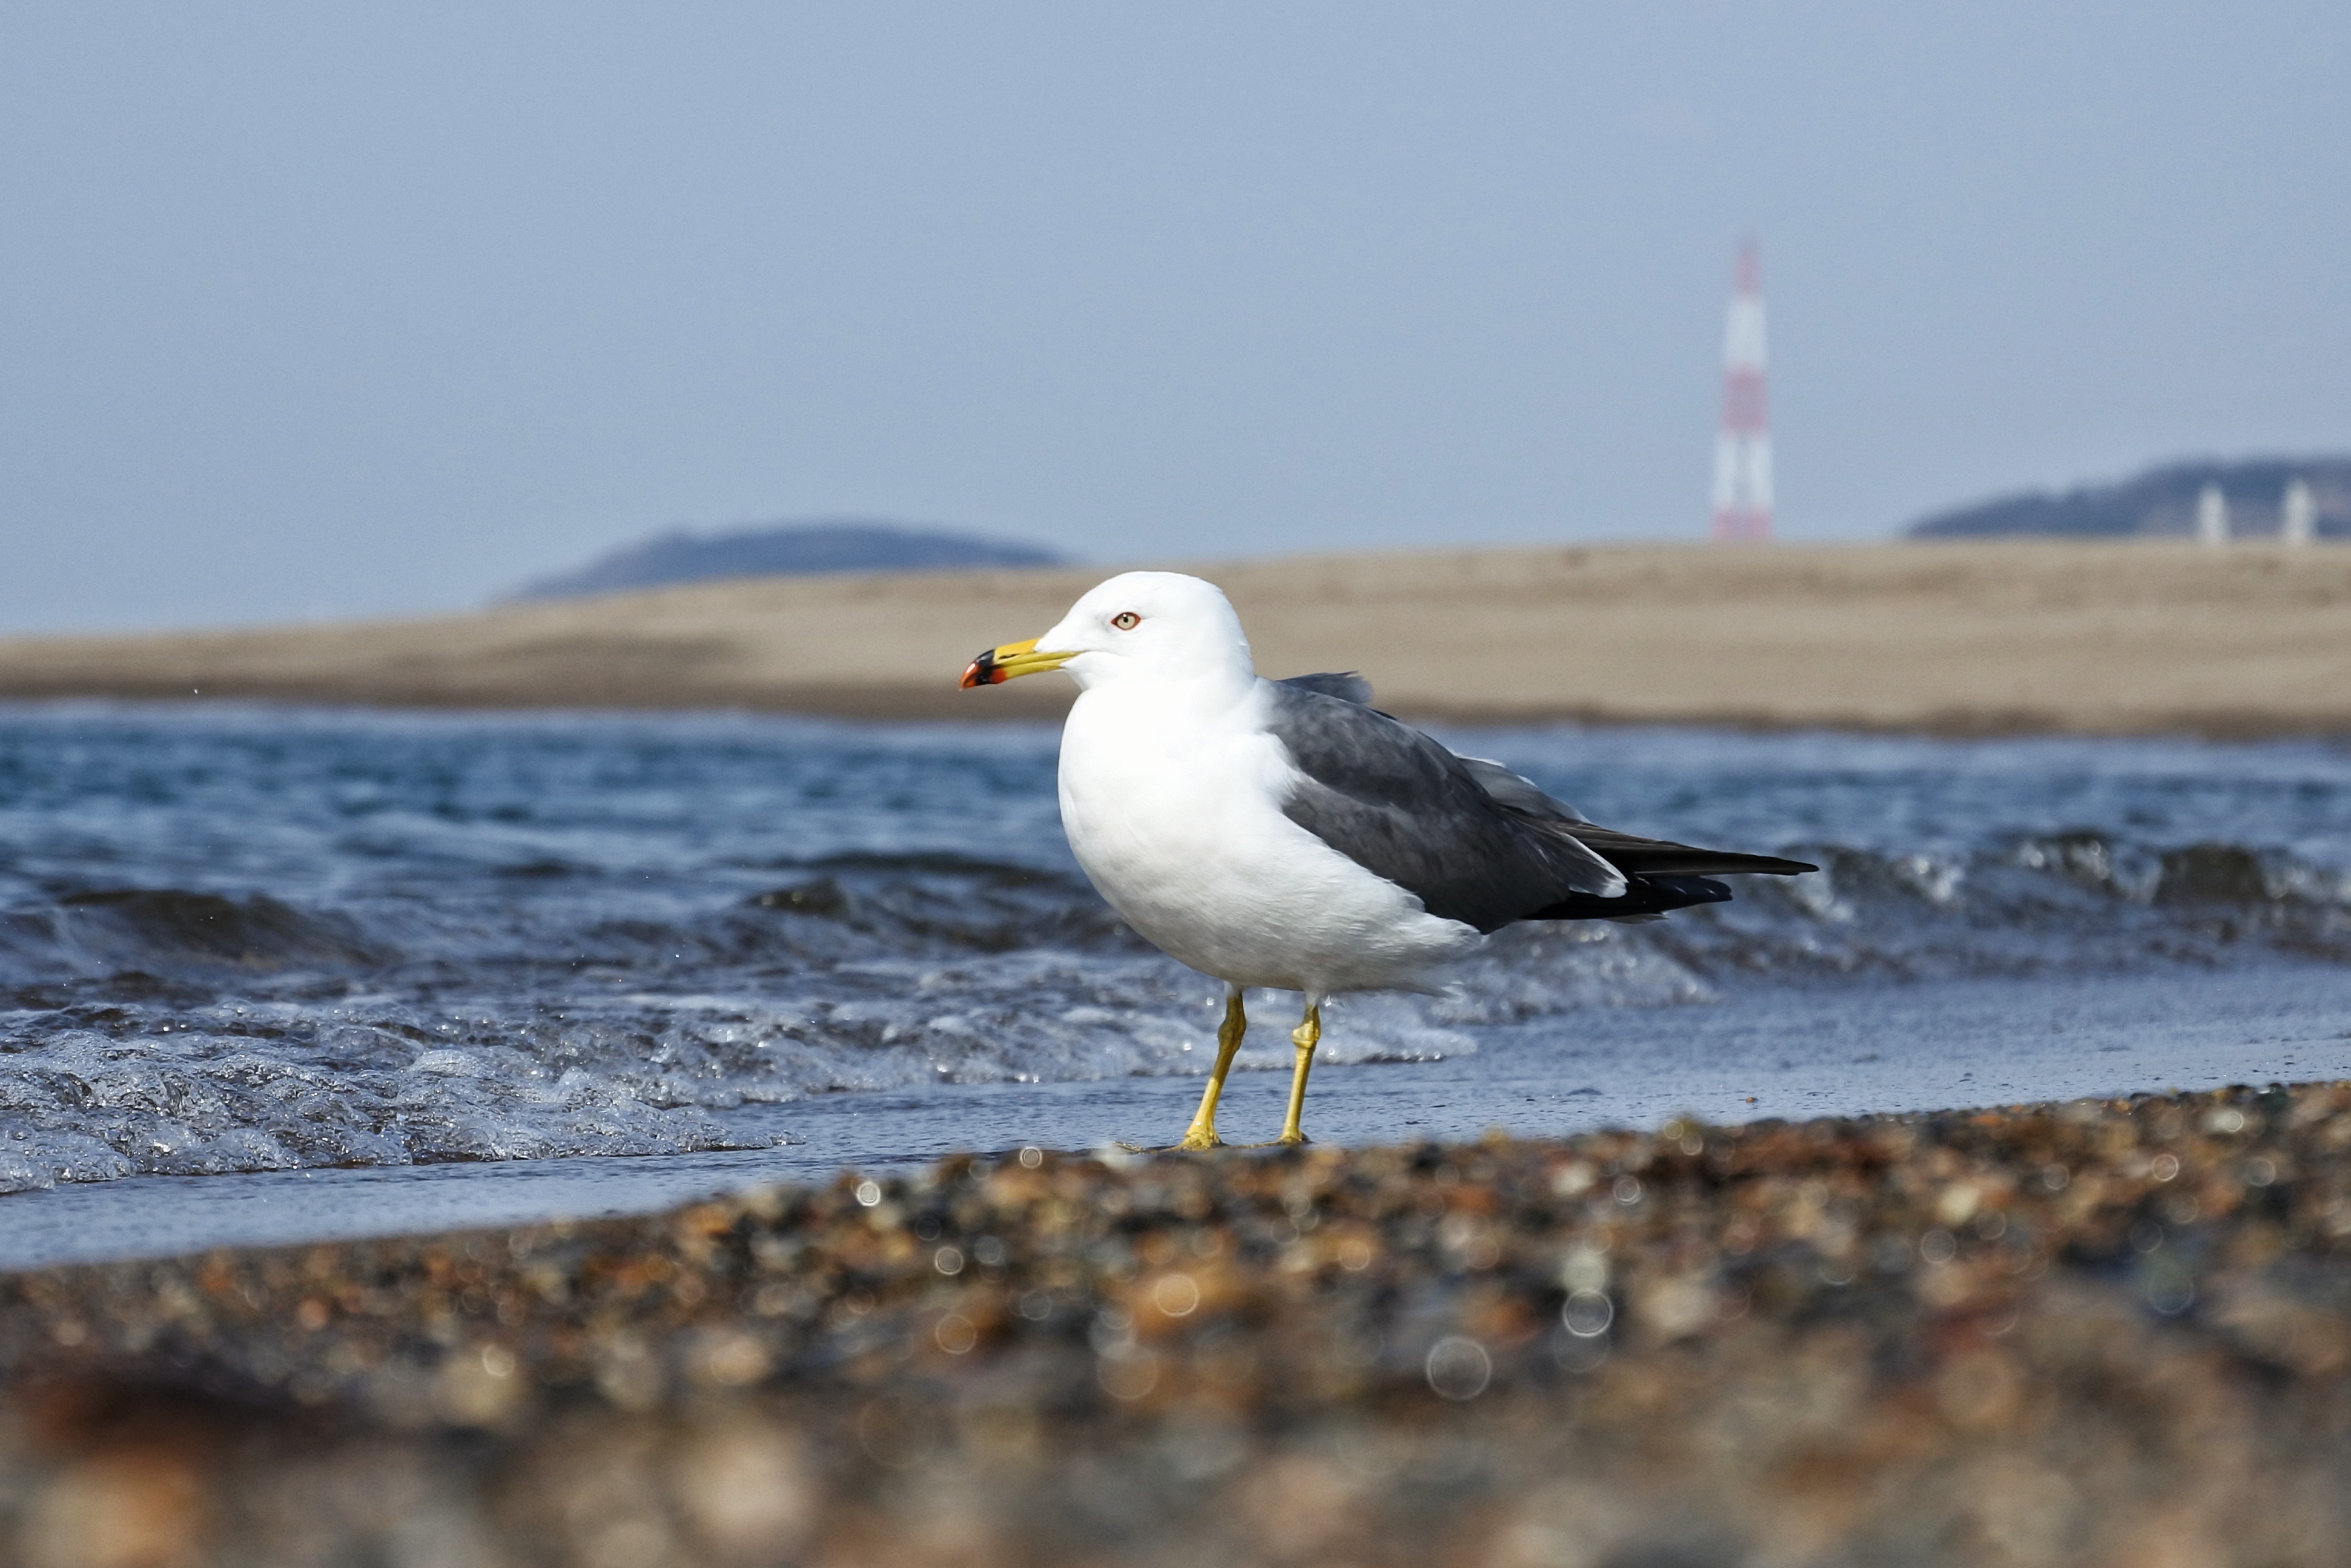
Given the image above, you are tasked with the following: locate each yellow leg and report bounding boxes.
[1175,990,1246,1150]
[1277,1001,1321,1145]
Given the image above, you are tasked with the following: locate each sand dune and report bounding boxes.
[2,540,2347,734]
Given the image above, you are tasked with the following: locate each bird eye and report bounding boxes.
[1110,612,1141,630]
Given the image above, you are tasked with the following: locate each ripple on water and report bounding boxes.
[1,706,2349,1189]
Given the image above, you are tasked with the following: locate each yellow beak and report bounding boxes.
[959,637,1076,689]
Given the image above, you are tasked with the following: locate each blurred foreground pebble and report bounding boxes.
[8,1083,2351,1565]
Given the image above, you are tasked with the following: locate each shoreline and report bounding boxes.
[1,540,2349,737]
[6,1079,2351,1563]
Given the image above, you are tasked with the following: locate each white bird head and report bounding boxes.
[959,571,1254,694]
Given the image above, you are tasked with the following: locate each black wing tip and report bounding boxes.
[1642,873,1734,906]
[1521,873,1732,924]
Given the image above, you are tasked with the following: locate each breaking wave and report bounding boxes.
[0,706,2347,1192]
[1652,833,2351,982]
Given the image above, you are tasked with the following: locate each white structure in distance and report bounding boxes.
[1710,241,1773,542]
[2196,483,2230,546]
[2192,478,2325,545]
[2282,478,2317,545]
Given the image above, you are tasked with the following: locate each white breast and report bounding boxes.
[1055,680,1481,994]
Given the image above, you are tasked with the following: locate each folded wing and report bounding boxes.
[1266,674,1815,932]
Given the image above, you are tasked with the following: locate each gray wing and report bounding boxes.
[1261,681,1628,931]
[1450,756,1590,824]
[1275,671,1375,705]
[1277,676,1595,825]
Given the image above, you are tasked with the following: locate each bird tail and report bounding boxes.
[1525,873,1734,922]
[1566,824,1817,879]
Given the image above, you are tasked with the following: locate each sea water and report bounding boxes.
[2,703,2349,1266]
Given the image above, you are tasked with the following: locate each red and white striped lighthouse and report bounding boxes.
[1710,240,1773,541]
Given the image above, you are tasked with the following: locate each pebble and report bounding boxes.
[5,1080,2351,1564]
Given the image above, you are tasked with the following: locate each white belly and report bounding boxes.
[1056,684,1480,994]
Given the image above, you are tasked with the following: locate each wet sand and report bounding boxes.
[5,1081,2351,1565]
[2,540,2349,733]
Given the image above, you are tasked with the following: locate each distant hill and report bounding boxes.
[1907,457,2351,540]
[506,520,1063,602]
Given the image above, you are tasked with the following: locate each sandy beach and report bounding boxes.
[3,1082,2346,1566]
[2,540,2348,734]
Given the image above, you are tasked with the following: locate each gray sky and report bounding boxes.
[3,2,2346,631]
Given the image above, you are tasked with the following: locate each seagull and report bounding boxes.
[960,571,1816,1149]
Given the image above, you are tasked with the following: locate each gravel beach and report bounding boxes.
[7,1082,2351,1566]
